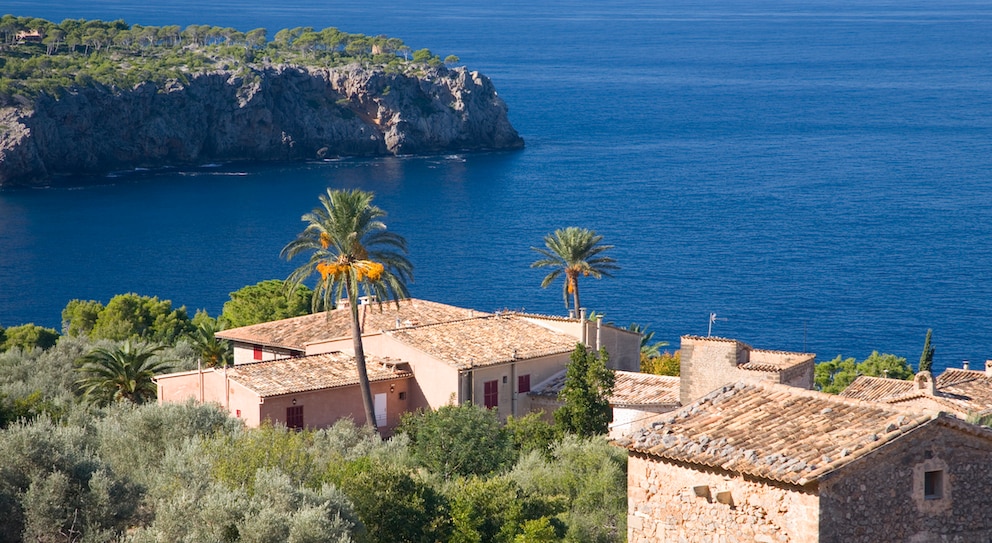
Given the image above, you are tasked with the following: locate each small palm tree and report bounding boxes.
[531,227,618,313]
[281,188,412,433]
[190,318,231,368]
[75,340,172,406]
[628,323,669,359]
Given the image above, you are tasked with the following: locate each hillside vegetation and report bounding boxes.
[0,14,451,99]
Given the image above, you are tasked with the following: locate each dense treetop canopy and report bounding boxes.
[0,14,448,98]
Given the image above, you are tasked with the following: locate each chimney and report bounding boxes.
[579,308,588,345]
[337,298,350,310]
[914,371,936,396]
[963,360,970,370]
[596,315,603,350]
[985,360,992,377]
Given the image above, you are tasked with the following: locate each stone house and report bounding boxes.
[840,361,992,420]
[617,381,992,543]
[157,298,641,427]
[679,335,815,405]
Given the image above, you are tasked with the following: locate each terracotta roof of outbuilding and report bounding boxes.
[386,315,579,370]
[840,369,992,416]
[226,352,411,397]
[216,299,486,350]
[530,370,681,408]
[613,371,681,407]
[617,381,945,486]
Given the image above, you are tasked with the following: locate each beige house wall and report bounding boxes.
[156,366,412,434]
[627,452,820,543]
[518,316,640,372]
[231,341,299,365]
[462,353,571,419]
[256,377,411,435]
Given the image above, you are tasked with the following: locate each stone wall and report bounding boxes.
[679,337,746,405]
[818,421,992,543]
[627,452,819,543]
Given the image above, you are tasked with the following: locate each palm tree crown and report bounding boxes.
[75,340,172,406]
[531,227,618,313]
[281,188,412,433]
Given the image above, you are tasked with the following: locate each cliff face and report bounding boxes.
[0,64,523,187]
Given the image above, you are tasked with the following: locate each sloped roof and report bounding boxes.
[531,370,680,408]
[227,352,411,397]
[386,315,579,370]
[613,371,681,407]
[216,299,486,350]
[617,381,947,486]
[839,375,916,402]
[841,369,992,416]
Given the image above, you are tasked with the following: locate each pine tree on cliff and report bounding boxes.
[919,328,935,373]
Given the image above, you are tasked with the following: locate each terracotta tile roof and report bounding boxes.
[839,376,916,402]
[617,382,939,486]
[216,299,486,350]
[841,369,992,416]
[386,315,579,370]
[613,371,681,407]
[227,352,411,397]
[530,370,680,408]
[514,313,643,337]
[528,371,567,398]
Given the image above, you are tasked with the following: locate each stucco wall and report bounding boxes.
[818,422,992,543]
[232,341,298,365]
[465,353,571,419]
[627,452,819,543]
[518,316,640,372]
[256,377,411,434]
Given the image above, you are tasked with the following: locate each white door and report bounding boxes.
[374,393,387,427]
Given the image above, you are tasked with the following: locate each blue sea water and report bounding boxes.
[1,0,991,373]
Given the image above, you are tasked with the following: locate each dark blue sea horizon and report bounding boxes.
[2,0,991,374]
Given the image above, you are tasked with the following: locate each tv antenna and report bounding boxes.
[707,312,727,337]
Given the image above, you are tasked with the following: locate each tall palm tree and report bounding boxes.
[75,340,172,406]
[281,188,412,433]
[531,227,619,313]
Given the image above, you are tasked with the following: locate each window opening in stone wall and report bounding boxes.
[924,470,943,500]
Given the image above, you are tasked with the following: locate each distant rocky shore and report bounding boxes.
[0,64,523,187]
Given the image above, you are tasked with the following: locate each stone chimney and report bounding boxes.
[963,360,970,370]
[985,360,992,377]
[914,371,936,396]
[337,298,350,310]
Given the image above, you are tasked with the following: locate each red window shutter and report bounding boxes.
[253,346,262,360]
[518,374,531,393]
[484,380,499,409]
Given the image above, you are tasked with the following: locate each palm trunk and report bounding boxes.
[570,273,581,319]
[349,280,379,434]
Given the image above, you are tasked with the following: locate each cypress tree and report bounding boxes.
[919,328,935,373]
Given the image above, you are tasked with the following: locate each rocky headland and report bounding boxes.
[0,64,523,187]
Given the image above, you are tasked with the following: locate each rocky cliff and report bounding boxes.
[0,64,523,187]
